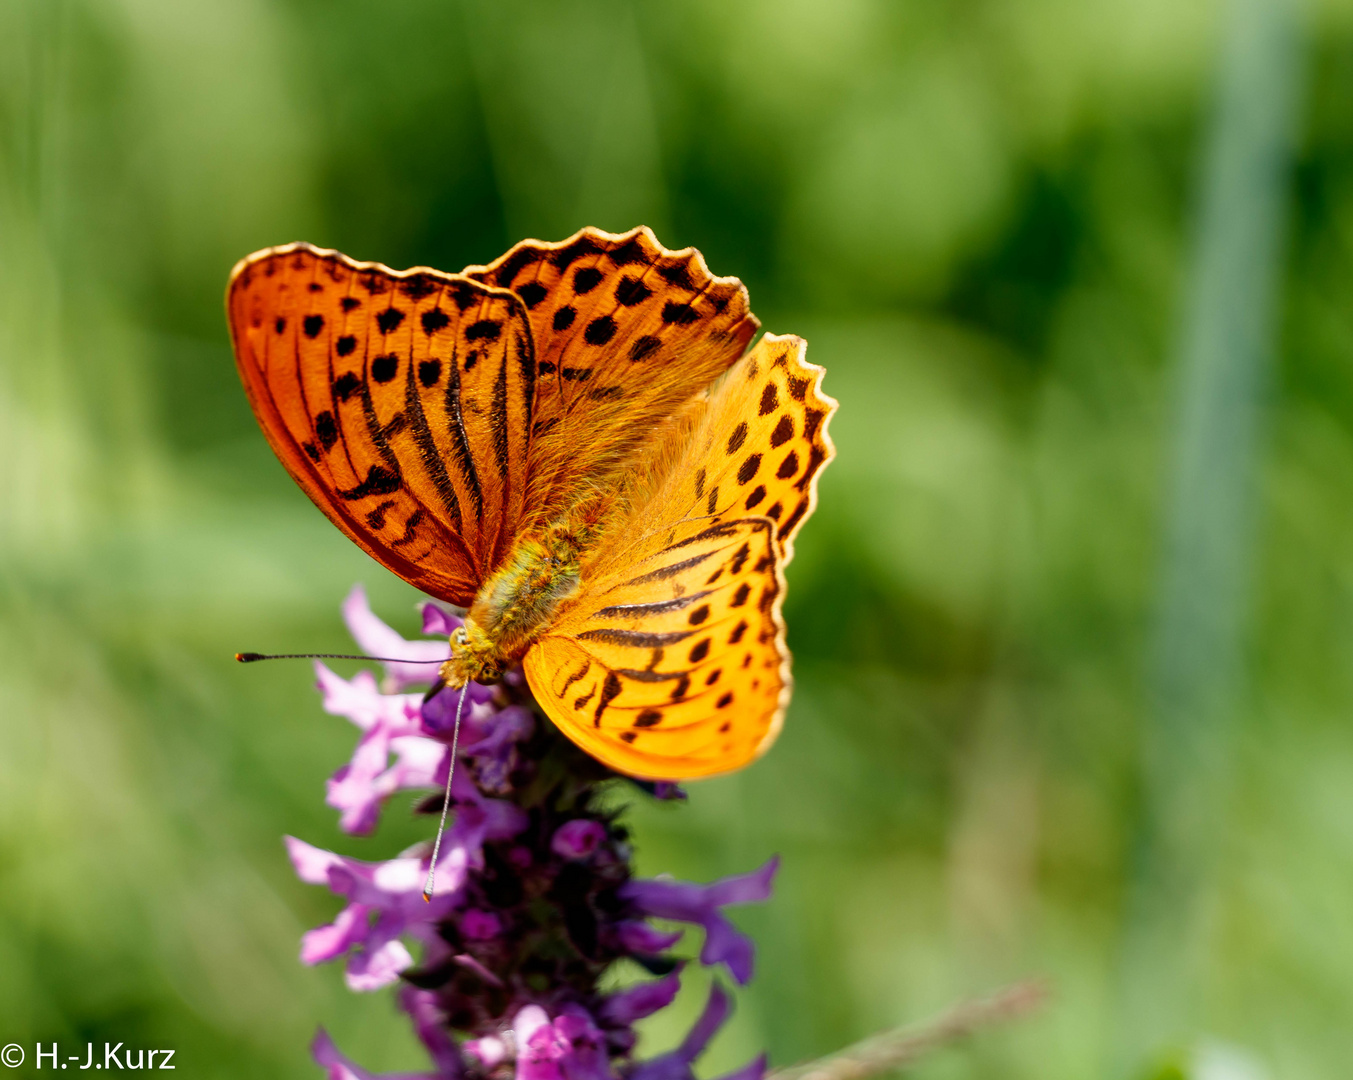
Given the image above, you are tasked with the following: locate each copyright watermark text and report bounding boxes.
[1,1043,175,1069]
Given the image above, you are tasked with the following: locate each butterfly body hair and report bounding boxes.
[439,492,622,688]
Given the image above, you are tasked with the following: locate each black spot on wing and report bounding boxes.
[315,411,338,451]
[452,284,480,311]
[594,671,622,725]
[777,451,800,479]
[745,485,766,509]
[795,445,828,492]
[517,281,548,309]
[333,372,361,402]
[727,422,748,455]
[737,454,761,485]
[422,309,451,334]
[553,306,577,331]
[615,276,653,306]
[662,301,699,325]
[465,319,502,342]
[573,267,603,294]
[770,415,794,447]
[418,359,441,387]
[759,383,779,415]
[551,236,604,270]
[495,247,538,287]
[338,464,401,500]
[398,274,438,300]
[633,710,663,728]
[340,297,361,312]
[303,314,325,338]
[336,335,357,357]
[376,308,405,334]
[607,238,646,265]
[658,262,694,289]
[584,316,617,345]
[372,355,399,383]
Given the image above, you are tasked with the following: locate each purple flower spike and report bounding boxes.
[614,920,684,955]
[620,858,779,984]
[552,819,607,860]
[342,585,449,691]
[599,972,683,1026]
[289,588,776,1080]
[629,985,763,1080]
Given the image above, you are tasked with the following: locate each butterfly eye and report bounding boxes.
[451,626,468,646]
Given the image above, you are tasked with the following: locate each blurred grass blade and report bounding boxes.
[1119,0,1304,1067]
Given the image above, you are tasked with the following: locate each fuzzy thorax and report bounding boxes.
[439,507,608,687]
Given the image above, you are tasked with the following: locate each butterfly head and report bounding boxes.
[440,620,509,689]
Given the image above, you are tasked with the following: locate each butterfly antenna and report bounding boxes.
[423,685,466,902]
[236,652,444,664]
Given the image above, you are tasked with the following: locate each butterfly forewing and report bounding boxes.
[227,244,534,605]
[464,227,760,522]
[524,518,788,779]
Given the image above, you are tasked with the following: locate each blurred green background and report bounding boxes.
[3,0,1352,1076]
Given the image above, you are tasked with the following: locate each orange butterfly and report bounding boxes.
[226,227,835,780]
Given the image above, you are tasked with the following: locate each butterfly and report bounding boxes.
[226,227,835,780]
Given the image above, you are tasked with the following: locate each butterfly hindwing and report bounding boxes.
[227,243,535,606]
[523,334,836,779]
[464,227,760,522]
[523,517,788,780]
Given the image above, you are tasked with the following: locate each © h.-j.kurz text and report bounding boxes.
[16,1042,175,1069]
